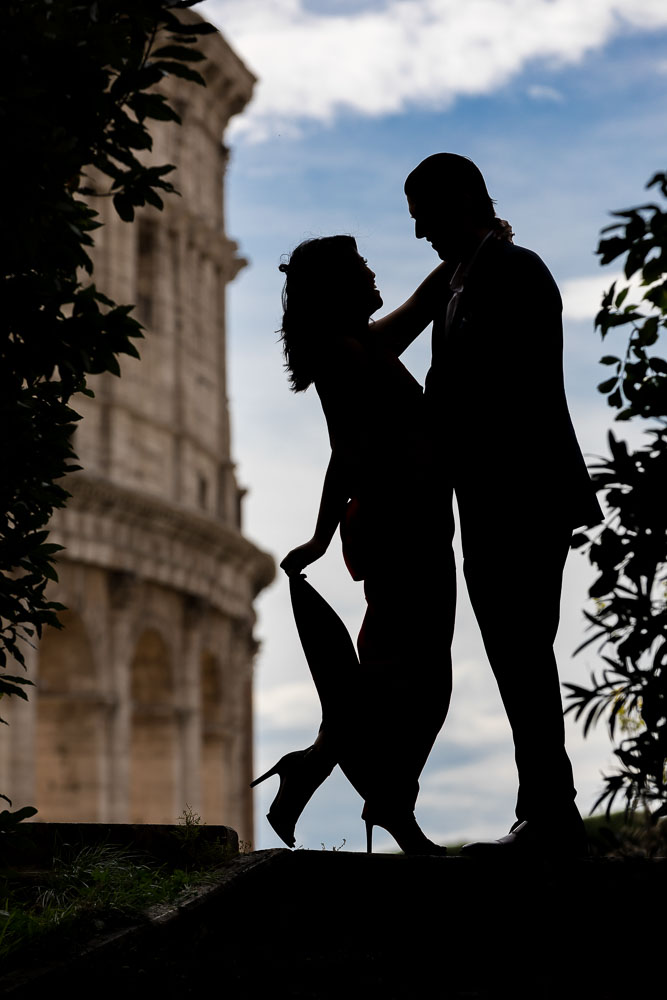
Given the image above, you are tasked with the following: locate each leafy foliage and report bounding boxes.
[0,0,214,807]
[566,172,667,820]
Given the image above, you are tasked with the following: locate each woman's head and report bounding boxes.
[279,235,382,392]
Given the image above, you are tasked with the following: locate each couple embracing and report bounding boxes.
[252,153,602,857]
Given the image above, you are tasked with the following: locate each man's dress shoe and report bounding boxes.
[460,820,588,858]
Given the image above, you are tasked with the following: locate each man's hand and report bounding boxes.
[280,537,329,577]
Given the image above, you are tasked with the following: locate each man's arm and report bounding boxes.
[373,261,452,356]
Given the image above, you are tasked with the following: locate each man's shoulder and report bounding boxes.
[487,238,548,270]
[487,239,551,273]
[478,239,561,300]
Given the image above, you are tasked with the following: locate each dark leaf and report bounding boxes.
[144,188,164,210]
[615,287,630,308]
[112,192,135,222]
[128,92,181,124]
[0,682,29,701]
[647,171,667,196]
[152,61,206,86]
[151,44,206,62]
[601,281,617,308]
[597,377,618,394]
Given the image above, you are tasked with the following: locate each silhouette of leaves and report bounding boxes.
[569,171,667,819]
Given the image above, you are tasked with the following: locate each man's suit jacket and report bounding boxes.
[424,237,603,530]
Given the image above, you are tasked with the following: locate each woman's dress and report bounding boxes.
[313,329,456,818]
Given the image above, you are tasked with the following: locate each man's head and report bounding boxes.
[404,153,495,260]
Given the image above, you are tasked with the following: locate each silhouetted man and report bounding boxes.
[404,153,602,855]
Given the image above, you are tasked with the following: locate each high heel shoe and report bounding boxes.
[364,812,448,856]
[250,746,335,848]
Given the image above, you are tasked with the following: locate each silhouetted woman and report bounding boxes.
[251,236,456,854]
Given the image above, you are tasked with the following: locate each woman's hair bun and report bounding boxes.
[492,217,514,243]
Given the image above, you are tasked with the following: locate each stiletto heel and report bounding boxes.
[250,760,283,788]
[362,809,447,856]
[250,746,335,848]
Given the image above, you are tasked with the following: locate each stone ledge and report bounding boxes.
[3,847,281,998]
[4,849,664,998]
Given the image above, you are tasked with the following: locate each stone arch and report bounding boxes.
[36,610,103,820]
[200,650,227,823]
[129,628,177,823]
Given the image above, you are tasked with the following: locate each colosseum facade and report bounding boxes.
[0,17,273,845]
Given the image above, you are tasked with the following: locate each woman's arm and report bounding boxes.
[373,261,451,356]
[280,448,352,577]
[281,345,367,577]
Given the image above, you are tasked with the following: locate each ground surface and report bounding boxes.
[3,843,664,999]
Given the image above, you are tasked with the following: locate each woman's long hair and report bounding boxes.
[279,235,361,392]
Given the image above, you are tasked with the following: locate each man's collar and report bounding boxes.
[449,229,495,292]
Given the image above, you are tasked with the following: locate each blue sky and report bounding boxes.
[199,0,667,850]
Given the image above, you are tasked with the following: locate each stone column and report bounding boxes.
[227,617,256,845]
[107,570,140,823]
[179,595,204,817]
[170,221,187,507]
[95,594,114,825]
[239,670,255,847]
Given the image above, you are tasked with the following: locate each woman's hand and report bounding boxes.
[280,537,328,577]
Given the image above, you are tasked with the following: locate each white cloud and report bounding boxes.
[561,270,655,320]
[562,272,621,320]
[200,0,667,139]
[255,679,322,730]
[527,83,564,102]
